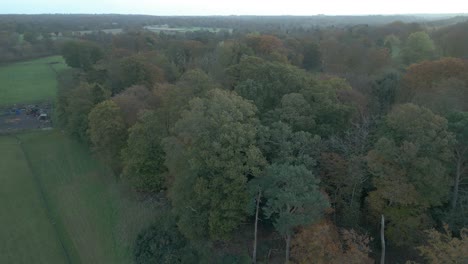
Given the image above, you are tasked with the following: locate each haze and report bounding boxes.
[3,0,468,15]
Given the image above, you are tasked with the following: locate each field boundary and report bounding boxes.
[12,135,72,264]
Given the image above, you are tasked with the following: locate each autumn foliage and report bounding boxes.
[291,221,373,264]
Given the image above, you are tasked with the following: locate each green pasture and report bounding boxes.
[0,131,158,263]
[0,136,68,263]
[0,56,68,106]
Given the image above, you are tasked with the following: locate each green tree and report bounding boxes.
[62,40,104,71]
[302,41,322,71]
[122,111,168,193]
[88,100,127,171]
[134,214,199,264]
[154,69,218,134]
[446,112,468,230]
[107,55,165,94]
[371,70,400,115]
[228,56,310,112]
[258,163,329,263]
[299,77,356,137]
[163,89,265,240]
[64,82,96,142]
[367,104,455,246]
[401,31,435,65]
[257,121,321,170]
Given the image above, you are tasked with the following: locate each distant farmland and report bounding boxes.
[144,24,232,33]
[0,56,68,106]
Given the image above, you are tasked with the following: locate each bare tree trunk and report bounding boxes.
[285,233,291,264]
[380,215,385,264]
[252,190,261,264]
[452,155,463,211]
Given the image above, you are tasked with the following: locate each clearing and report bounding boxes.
[0,56,68,106]
[0,131,158,263]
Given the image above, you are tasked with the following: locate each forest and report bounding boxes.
[1,14,468,263]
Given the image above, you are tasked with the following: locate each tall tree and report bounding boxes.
[62,40,104,71]
[447,112,468,230]
[122,111,168,193]
[399,58,468,112]
[367,103,455,246]
[88,100,127,171]
[63,82,97,142]
[401,31,435,65]
[163,89,265,240]
[258,163,329,263]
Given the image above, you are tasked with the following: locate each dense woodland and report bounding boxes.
[2,14,468,263]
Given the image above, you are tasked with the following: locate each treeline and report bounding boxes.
[55,17,468,263]
[2,13,467,63]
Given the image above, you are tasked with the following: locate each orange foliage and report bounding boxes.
[246,34,285,55]
[400,57,468,102]
[291,220,374,264]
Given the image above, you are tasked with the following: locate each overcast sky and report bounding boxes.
[2,0,468,15]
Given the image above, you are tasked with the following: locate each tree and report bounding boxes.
[321,119,371,228]
[384,34,401,58]
[88,100,127,171]
[163,89,265,240]
[299,77,356,137]
[416,225,468,264]
[446,112,468,230]
[371,70,400,115]
[433,20,468,58]
[107,55,165,94]
[291,221,373,264]
[134,214,198,264]
[228,56,310,112]
[320,153,367,227]
[257,121,321,171]
[399,58,468,112]
[401,31,435,65]
[62,40,104,71]
[302,41,322,71]
[112,85,159,126]
[153,69,218,134]
[64,82,97,142]
[122,111,168,193]
[367,104,455,246]
[258,163,329,263]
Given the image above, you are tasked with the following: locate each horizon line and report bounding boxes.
[1,12,468,17]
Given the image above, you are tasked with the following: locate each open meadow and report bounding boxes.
[0,56,68,106]
[0,135,69,264]
[0,131,158,263]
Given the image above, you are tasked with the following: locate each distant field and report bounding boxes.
[144,24,232,33]
[74,28,123,35]
[0,131,158,263]
[0,56,69,106]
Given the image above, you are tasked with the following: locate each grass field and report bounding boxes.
[0,131,158,263]
[0,56,69,106]
[0,136,68,263]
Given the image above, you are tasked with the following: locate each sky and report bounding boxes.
[2,0,468,16]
